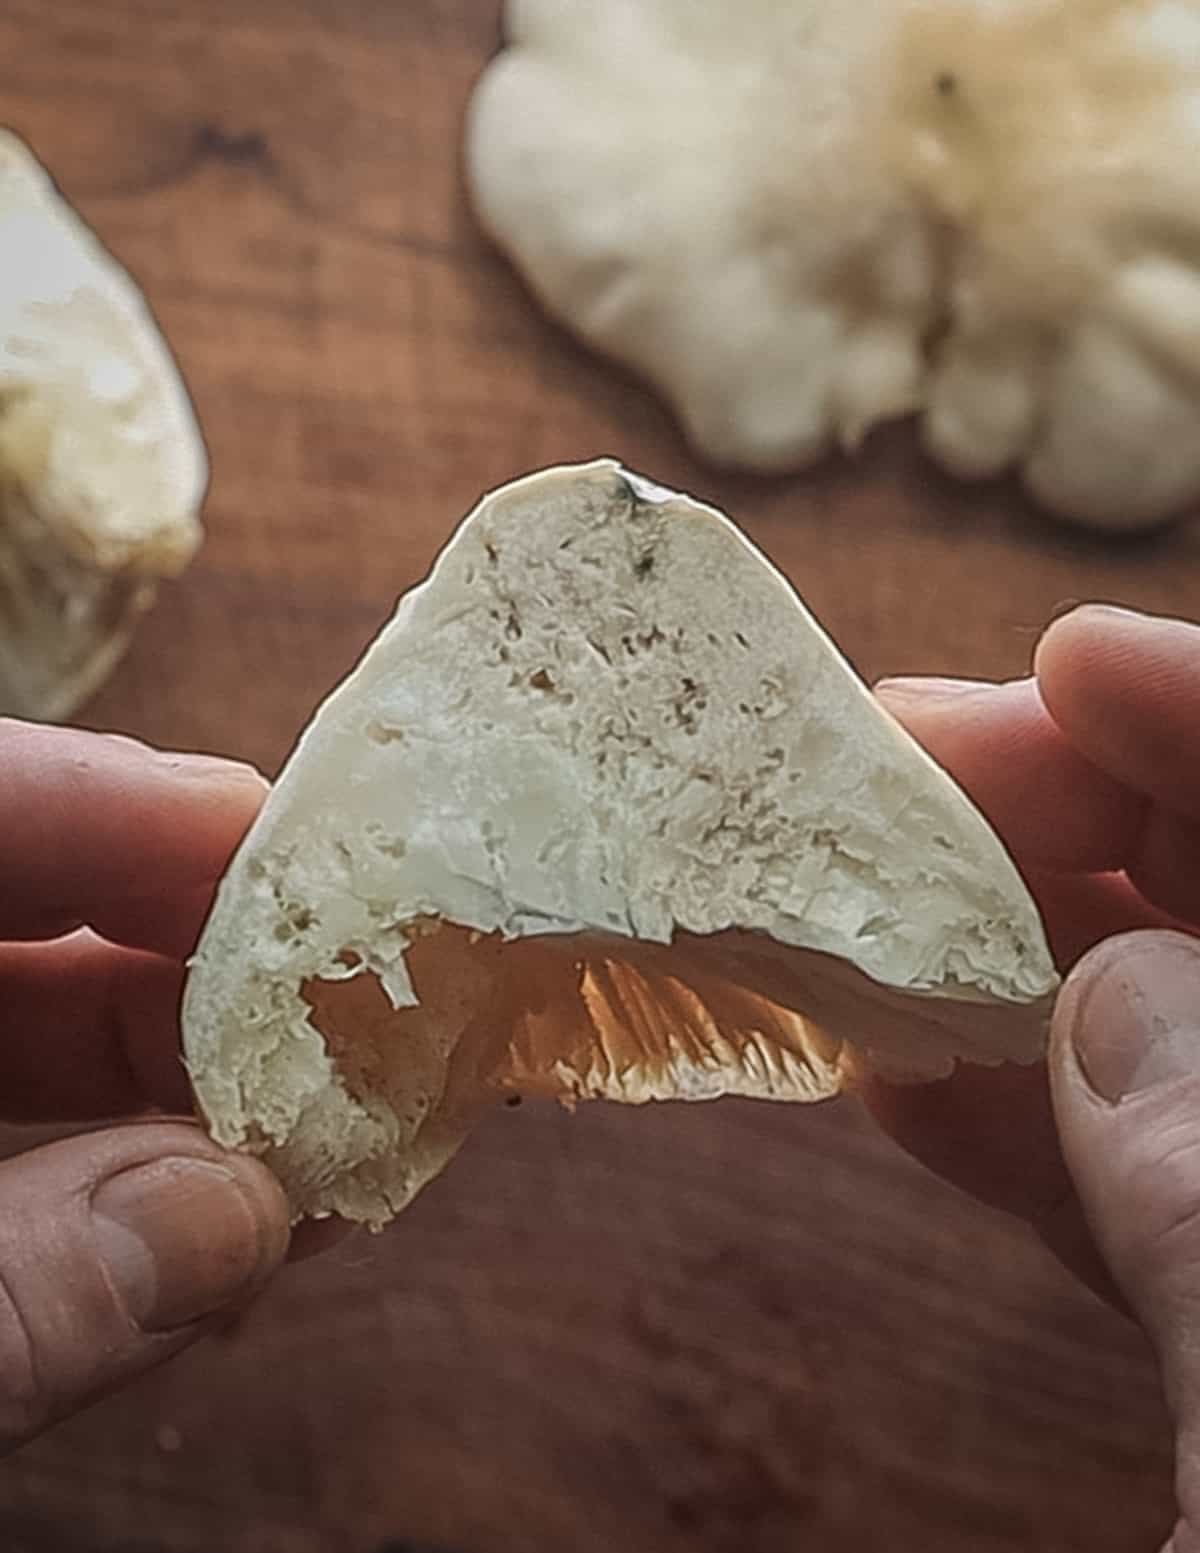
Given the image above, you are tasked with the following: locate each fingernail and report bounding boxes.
[874,675,992,703]
[159,752,268,791]
[92,1156,286,1332]
[1062,933,1200,1103]
[1072,603,1148,624]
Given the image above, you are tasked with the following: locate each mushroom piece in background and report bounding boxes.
[0,129,206,720]
[183,462,1057,1229]
[467,0,1200,532]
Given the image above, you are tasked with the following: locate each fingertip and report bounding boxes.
[157,753,269,873]
[0,727,269,957]
[0,1121,294,1448]
[154,751,269,799]
[1044,928,1200,1399]
[1035,605,1200,819]
[1034,604,1143,691]
[873,675,995,707]
[95,1143,290,1334]
[873,675,1034,755]
[1035,602,1196,713]
[1051,929,1139,1029]
[1050,925,1189,1025]
[1048,931,1132,1088]
[217,1152,293,1278]
[83,1118,293,1286]
[1049,928,1200,1102]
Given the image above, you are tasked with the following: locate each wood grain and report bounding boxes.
[0,2,1191,1549]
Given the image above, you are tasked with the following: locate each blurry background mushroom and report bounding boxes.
[467,0,1200,532]
[0,130,206,721]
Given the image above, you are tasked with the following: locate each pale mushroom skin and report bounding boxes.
[0,130,207,719]
[467,0,1200,531]
[183,463,1057,1228]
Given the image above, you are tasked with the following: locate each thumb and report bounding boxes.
[0,1120,289,1452]
[1052,930,1200,1553]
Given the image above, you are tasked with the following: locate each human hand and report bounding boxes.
[0,719,294,1453]
[872,605,1200,1552]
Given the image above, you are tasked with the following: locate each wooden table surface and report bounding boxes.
[4,3,1199,1549]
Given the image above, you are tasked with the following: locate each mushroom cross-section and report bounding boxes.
[183,463,1057,1228]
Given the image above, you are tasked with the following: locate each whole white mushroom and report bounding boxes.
[467,0,1200,531]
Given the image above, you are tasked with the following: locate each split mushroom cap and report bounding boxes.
[468,0,1200,531]
[0,130,207,719]
[183,462,1057,1229]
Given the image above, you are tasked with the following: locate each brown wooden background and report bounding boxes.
[4,2,1200,1549]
